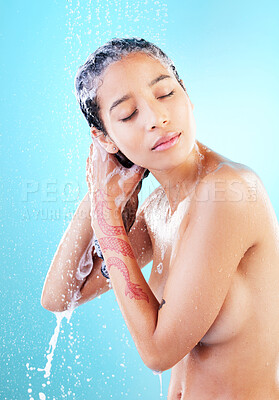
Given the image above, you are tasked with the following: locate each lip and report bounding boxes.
[152,132,181,151]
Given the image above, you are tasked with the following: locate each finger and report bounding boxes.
[130,164,146,180]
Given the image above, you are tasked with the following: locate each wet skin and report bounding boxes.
[67,146,279,399]
[144,145,279,399]
[42,52,279,399]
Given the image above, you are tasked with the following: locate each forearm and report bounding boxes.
[41,192,99,311]
[93,208,160,367]
[75,254,112,306]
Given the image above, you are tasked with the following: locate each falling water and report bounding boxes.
[28,0,169,398]
[37,310,74,379]
[153,370,164,397]
[26,309,75,399]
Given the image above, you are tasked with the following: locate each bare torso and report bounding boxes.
[143,144,279,399]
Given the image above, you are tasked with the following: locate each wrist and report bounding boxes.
[92,208,124,236]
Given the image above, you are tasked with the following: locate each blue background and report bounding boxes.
[1,0,278,399]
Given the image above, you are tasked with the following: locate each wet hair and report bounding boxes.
[74,37,184,134]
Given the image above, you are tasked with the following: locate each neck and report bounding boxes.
[149,140,204,213]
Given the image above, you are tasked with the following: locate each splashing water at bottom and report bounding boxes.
[25,308,76,399]
[37,310,73,378]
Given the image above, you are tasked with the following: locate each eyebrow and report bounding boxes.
[109,74,172,113]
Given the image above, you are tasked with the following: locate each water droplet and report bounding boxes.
[156,262,163,274]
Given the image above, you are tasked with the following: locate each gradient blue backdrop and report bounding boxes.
[1,0,278,399]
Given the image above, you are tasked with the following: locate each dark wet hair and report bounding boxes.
[74,37,184,134]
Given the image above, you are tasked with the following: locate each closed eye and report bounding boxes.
[158,90,175,99]
[120,90,175,123]
[120,109,138,122]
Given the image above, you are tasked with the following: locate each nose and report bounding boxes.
[145,101,169,131]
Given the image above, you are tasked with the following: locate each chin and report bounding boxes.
[177,129,196,155]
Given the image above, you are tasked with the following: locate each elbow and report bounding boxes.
[40,290,69,313]
[140,344,173,373]
[140,335,189,372]
[40,296,61,313]
[142,353,171,373]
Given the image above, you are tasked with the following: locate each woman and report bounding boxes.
[41,38,279,399]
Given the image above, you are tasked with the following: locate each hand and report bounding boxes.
[86,140,145,224]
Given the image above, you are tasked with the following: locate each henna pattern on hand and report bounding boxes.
[94,190,126,236]
[107,257,149,302]
[98,237,136,259]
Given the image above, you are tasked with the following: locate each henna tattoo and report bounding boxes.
[93,191,149,303]
[107,257,149,302]
[98,237,135,259]
[159,299,166,310]
[94,190,126,236]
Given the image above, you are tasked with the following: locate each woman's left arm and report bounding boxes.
[89,142,258,371]
[87,141,160,367]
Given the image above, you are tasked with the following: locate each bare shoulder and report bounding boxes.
[195,158,277,246]
[198,160,260,200]
[197,142,262,190]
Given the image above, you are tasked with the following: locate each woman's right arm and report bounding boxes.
[41,191,97,312]
[41,190,153,312]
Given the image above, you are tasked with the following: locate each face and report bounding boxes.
[94,52,196,172]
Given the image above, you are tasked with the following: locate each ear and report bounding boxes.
[90,126,119,154]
